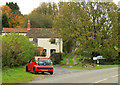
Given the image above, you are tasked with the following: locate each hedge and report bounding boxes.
[2,33,38,68]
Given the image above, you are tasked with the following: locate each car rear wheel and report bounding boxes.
[33,67,37,74]
[50,71,53,75]
[26,66,29,72]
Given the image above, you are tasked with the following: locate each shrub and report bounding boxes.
[2,33,37,68]
[50,53,62,65]
[49,38,55,44]
[62,51,67,57]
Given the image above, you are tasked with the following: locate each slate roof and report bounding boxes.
[2,28,60,38]
[26,28,60,38]
[2,28,28,33]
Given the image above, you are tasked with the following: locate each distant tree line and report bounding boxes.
[1,2,58,28]
[25,2,58,28]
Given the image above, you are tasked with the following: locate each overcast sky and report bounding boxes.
[0,0,119,15]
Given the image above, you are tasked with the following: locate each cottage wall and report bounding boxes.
[29,38,63,57]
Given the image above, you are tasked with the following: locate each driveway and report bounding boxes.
[27,66,119,83]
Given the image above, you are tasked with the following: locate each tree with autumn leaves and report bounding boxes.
[1,2,25,28]
[53,2,119,61]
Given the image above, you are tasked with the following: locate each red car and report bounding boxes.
[26,56,54,74]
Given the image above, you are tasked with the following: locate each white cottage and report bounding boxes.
[2,21,63,57]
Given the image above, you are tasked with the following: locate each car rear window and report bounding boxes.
[36,59,51,65]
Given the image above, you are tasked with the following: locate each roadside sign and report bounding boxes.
[93,57,97,60]
[97,56,103,59]
[93,56,105,66]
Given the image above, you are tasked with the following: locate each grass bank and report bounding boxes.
[60,53,71,65]
[61,54,75,67]
[2,65,44,83]
[53,53,118,70]
[60,54,118,69]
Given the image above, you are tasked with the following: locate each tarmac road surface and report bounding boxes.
[27,66,119,83]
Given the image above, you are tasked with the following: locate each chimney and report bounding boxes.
[27,20,30,30]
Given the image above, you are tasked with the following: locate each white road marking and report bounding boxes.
[94,78,108,83]
[93,74,119,83]
[112,75,118,78]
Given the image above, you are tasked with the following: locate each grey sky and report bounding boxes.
[0,0,119,15]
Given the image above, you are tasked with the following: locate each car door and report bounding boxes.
[28,59,33,71]
[30,58,35,71]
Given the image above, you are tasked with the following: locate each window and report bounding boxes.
[36,59,51,65]
[50,49,56,54]
[29,58,35,63]
[33,38,38,43]
[32,58,35,62]
[41,49,47,57]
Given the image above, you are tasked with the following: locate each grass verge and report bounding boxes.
[2,65,44,83]
[53,64,60,67]
[69,64,118,69]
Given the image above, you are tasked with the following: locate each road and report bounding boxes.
[28,66,119,83]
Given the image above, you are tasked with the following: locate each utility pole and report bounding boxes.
[0,6,2,85]
[0,7,2,34]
